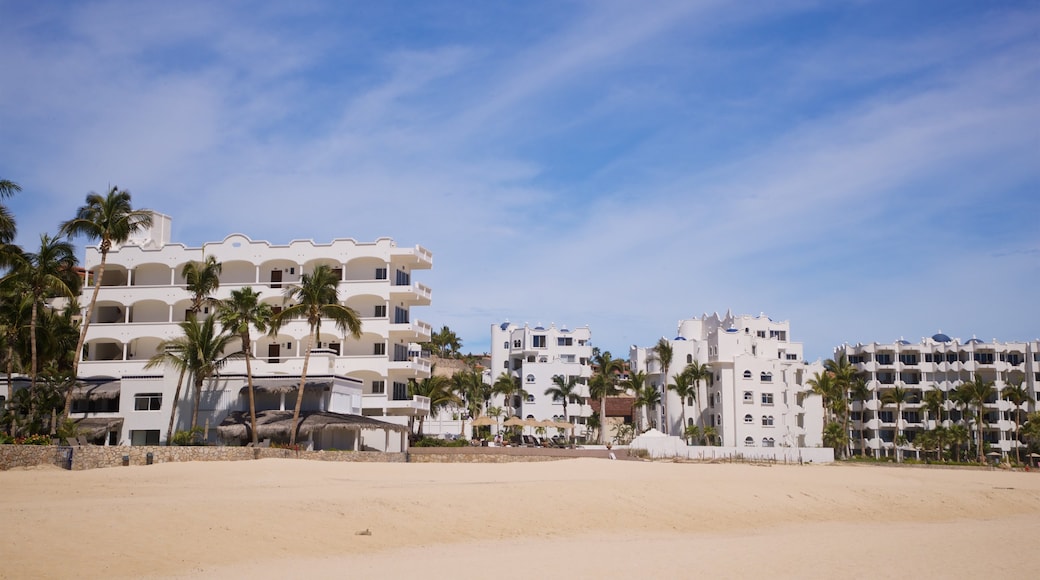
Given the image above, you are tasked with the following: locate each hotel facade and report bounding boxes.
[837,334,1040,458]
[69,212,433,448]
[630,312,825,450]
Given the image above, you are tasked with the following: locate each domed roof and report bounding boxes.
[500,322,510,330]
[673,336,686,341]
[967,337,983,344]
[897,339,911,345]
[931,333,951,343]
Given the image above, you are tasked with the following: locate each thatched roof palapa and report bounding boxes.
[239,380,333,396]
[68,381,121,401]
[74,417,124,439]
[217,410,407,442]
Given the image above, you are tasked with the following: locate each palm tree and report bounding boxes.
[650,338,673,434]
[2,235,77,406]
[881,385,911,463]
[0,179,22,267]
[431,326,462,358]
[271,264,362,447]
[590,350,623,444]
[0,288,32,408]
[147,315,237,435]
[492,372,524,417]
[923,389,945,429]
[948,423,969,462]
[545,375,582,424]
[632,380,661,433]
[408,372,459,438]
[702,425,719,446]
[182,256,223,316]
[848,376,872,457]
[956,377,996,463]
[668,366,696,438]
[807,371,839,423]
[825,353,857,459]
[684,361,712,433]
[1001,383,1028,464]
[217,287,272,446]
[452,369,490,436]
[59,187,152,421]
[1021,412,1040,459]
[622,370,649,431]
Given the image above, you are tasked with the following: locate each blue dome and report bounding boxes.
[674,336,686,341]
[725,328,739,333]
[967,337,983,344]
[500,322,510,330]
[534,326,545,331]
[897,339,911,345]
[932,333,951,343]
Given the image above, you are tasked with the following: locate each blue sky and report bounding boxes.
[1,0,1037,360]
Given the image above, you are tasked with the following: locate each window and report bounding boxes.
[503,361,508,369]
[769,330,786,341]
[761,393,774,405]
[786,354,798,360]
[526,394,535,403]
[876,354,893,365]
[762,437,775,447]
[533,335,546,348]
[557,337,573,346]
[392,381,408,401]
[373,343,386,356]
[134,393,162,411]
[756,330,766,338]
[744,414,753,424]
[371,380,385,394]
[687,397,694,407]
[686,354,693,364]
[561,354,575,363]
[375,267,387,280]
[743,391,753,403]
[374,305,387,317]
[513,340,522,348]
[395,269,410,286]
[760,372,772,382]
[394,306,409,324]
[762,415,774,426]
[130,430,160,446]
[744,436,754,447]
[899,353,919,365]
[743,370,752,379]
[526,374,535,383]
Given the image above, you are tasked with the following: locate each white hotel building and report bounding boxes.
[489,322,594,430]
[70,212,433,448]
[630,312,825,450]
[837,334,1040,458]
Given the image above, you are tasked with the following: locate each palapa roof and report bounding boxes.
[217,409,407,441]
[74,417,124,438]
[68,381,121,400]
[238,379,333,396]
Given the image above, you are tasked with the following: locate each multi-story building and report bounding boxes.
[69,212,433,448]
[838,334,1040,458]
[488,322,594,434]
[630,311,824,450]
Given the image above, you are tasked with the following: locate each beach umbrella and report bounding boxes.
[471,416,497,427]
[553,421,574,430]
[502,416,526,427]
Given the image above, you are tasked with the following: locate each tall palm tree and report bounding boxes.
[807,371,839,423]
[668,366,696,438]
[408,372,459,438]
[1021,412,1040,458]
[183,256,223,316]
[947,423,969,462]
[849,376,872,457]
[1001,383,1028,464]
[956,377,996,463]
[0,179,22,267]
[825,353,857,459]
[1,235,77,405]
[545,374,582,424]
[271,264,362,447]
[650,338,673,434]
[59,187,152,420]
[452,369,490,436]
[881,385,911,463]
[591,350,623,444]
[0,288,32,407]
[147,315,237,435]
[492,372,524,417]
[632,381,661,433]
[217,287,272,446]
[923,389,945,429]
[685,361,712,433]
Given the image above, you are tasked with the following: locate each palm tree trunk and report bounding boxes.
[166,367,186,445]
[599,394,607,444]
[289,332,316,447]
[191,375,203,431]
[244,338,258,446]
[28,299,38,418]
[895,403,902,463]
[976,408,984,463]
[63,253,107,421]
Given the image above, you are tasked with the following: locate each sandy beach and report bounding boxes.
[2,458,1038,579]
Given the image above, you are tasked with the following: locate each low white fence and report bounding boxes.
[629,435,834,463]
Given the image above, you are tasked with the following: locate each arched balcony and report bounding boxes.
[133,262,173,286]
[344,256,386,281]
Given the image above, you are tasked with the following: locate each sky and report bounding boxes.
[1,0,1038,361]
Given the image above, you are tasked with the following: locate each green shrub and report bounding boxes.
[411,437,469,447]
[171,427,206,446]
[14,434,51,445]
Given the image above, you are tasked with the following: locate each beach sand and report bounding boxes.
[1,458,1038,579]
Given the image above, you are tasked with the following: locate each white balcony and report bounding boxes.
[362,393,430,416]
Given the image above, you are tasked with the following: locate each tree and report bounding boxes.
[923,389,945,428]
[431,326,462,358]
[452,369,490,436]
[668,366,696,439]
[0,287,32,408]
[545,375,582,424]
[822,421,849,454]
[408,371,458,438]
[807,371,839,423]
[59,187,152,421]
[956,377,996,463]
[848,376,872,457]
[2,234,77,408]
[147,315,237,435]
[684,361,712,434]
[881,386,911,463]
[182,256,223,316]
[650,338,673,434]
[1001,383,1028,464]
[217,287,272,446]
[492,372,525,417]
[590,350,623,444]
[947,423,969,462]
[0,179,22,267]
[622,370,650,431]
[825,353,858,459]
[1021,412,1040,457]
[632,381,661,433]
[702,425,719,446]
[271,264,362,447]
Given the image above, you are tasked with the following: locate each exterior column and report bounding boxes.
[254,265,260,284]
[167,304,174,323]
[170,267,175,286]
[127,269,133,287]
[122,343,129,361]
